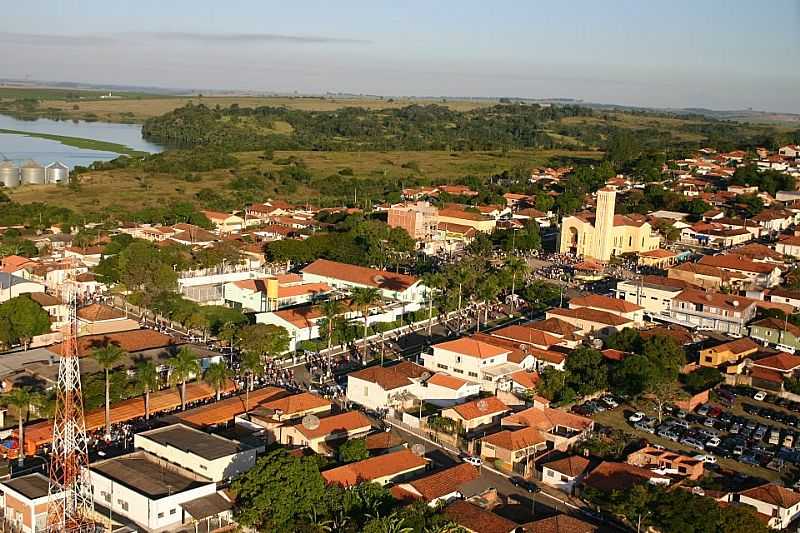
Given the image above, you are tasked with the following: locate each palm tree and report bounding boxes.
[505,256,529,310]
[421,273,445,338]
[320,299,343,351]
[168,346,201,411]
[203,362,229,401]
[476,276,500,332]
[92,344,126,437]
[240,350,264,412]
[351,287,381,361]
[136,360,159,420]
[3,388,31,467]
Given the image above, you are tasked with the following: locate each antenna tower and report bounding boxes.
[47,287,96,532]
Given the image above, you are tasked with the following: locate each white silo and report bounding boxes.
[20,160,45,185]
[0,160,20,188]
[46,161,69,185]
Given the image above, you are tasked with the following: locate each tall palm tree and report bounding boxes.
[421,273,445,338]
[168,346,201,411]
[92,344,126,437]
[240,350,264,412]
[136,360,159,420]
[320,299,343,351]
[351,287,381,360]
[505,256,529,310]
[476,276,500,332]
[3,388,31,467]
[203,361,229,401]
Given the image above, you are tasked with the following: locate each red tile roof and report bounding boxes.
[322,448,427,487]
[528,318,578,337]
[752,352,800,372]
[504,405,593,433]
[547,307,632,327]
[569,294,643,313]
[394,463,480,502]
[522,514,597,533]
[674,289,757,312]
[452,396,509,421]
[740,483,800,509]
[698,254,779,274]
[348,361,429,391]
[77,303,126,322]
[427,373,472,391]
[434,337,509,359]
[444,500,518,533]
[491,325,560,347]
[508,371,539,390]
[542,456,591,477]
[49,329,174,357]
[259,392,331,415]
[302,259,418,291]
[482,426,546,451]
[582,461,663,492]
[292,410,372,439]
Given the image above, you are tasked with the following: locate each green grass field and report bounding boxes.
[0,129,146,157]
[5,148,600,213]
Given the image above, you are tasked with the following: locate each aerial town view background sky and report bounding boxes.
[3,0,799,112]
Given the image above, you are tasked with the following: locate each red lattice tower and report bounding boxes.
[47,289,96,532]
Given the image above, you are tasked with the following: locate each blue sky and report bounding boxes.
[2,0,799,112]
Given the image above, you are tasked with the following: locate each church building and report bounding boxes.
[559,187,661,262]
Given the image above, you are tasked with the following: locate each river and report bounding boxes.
[0,115,162,169]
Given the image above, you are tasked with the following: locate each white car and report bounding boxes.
[628,412,646,423]
[705,437,721,448]
[693,454,717,465]
[463,456,482,467]
[754,391,767,402]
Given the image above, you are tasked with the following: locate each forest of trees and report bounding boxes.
[142,102,594,151]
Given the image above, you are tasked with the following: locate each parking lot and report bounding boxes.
[579,385,800,484]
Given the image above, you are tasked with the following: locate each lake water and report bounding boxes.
[0,115,162,169]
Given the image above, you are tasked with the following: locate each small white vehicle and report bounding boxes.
[693,454,717,465]
[705,437,721,448]
[777,344,796,355]
[628,412,646,423]
[463,456,483,467]
[754,391,767,402]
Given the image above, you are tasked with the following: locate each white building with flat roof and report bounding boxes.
[133,423,261,483]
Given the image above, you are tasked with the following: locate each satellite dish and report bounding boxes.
[591,338,603,349]
[302,414,320,431]
[733,300,740,307]
[411,443,426,456]
[421,372,431,380]
[476,399,489,413]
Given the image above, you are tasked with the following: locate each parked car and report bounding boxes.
[635,422,656,434]
[511,477,539,493]
[681,437,705,451]
[785,434,796,448]
[671,418,690,430]
[693,454,717,465]
[601,396,619,409]
[754,391,767,402]
[463,456,483,467]
[706,437,721,448]
[628,412,646,423]
[770,430,781,446]
[697,404,711,416]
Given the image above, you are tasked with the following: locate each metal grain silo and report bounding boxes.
[46,161,69,185]
[20,160,45,185]
[0,160,19,188]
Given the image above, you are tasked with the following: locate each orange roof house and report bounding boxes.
[302,259,420,294]
[390,463,479,504]
[322,448,428,487]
